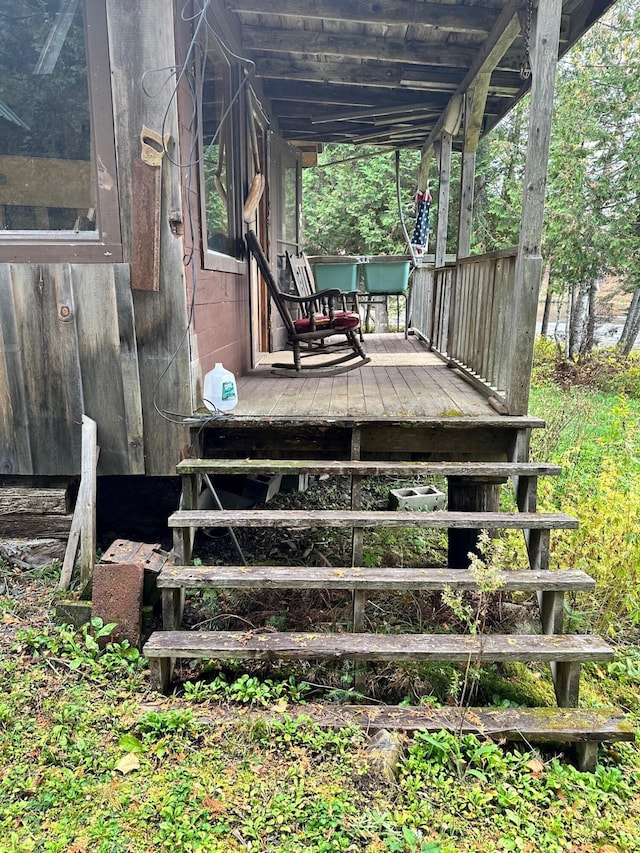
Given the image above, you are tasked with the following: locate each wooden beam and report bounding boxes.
[268,79,449,108]
[0,488,68,515]
[242,26,480,68]
[254,57,467,91]
[462,74,492,155]
[506,0,563,414]
[58,498,83,590]
[346,124,439,145]
[57,416,98,591]
[78,415,98,588]
[457,73,491,258]
[176,459,563,477]
[227,0,498,34]
[434,132,453,268]
[311,101,442,125]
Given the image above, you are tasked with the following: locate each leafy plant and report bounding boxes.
[14,618,145,679]
[183,672,311,706]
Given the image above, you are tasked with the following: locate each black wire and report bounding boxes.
[144,0,253,424]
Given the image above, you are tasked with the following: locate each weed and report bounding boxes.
[14,618,146,681]
[532,394,640,635]
[136,709,194,740]
[397,729,637,850]
[182,672,311,706]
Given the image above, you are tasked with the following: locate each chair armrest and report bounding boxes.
[314,288,342,299]
[281,290,341,318]
[281,289,341,305]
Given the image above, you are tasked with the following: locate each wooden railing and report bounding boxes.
[411,248,518,411]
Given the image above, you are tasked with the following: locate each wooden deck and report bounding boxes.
[236,334,505,420]
[200,335,543,461]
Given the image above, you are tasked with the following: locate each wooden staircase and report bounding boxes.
[143,458,634,770]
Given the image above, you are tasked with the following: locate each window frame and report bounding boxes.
[0,0,122,263]
[198,41,245,274]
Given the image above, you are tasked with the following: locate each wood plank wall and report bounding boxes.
[0,263,143,476]
[0,1,259,478]
[106,0,192,474]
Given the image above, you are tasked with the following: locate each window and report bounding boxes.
[0,0,121,260]
[200,39,238,260]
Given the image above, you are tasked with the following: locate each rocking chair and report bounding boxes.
[246,230,370,377]
[286,250,364,342]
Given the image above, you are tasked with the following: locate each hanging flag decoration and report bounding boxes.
[410,189,432,256]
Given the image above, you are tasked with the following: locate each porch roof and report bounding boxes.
[225,0,616,150]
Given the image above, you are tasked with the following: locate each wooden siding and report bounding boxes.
[106,0,191,475]
[174,7,254,397]
[0,263,143,476]
[190,268,252,384]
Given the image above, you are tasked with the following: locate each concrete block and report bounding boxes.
[92,562,144,648]
[242,474,282,503]
[55,600,92,628]
[389,484,446,511]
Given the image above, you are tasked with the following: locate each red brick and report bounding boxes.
[92,562,144,648]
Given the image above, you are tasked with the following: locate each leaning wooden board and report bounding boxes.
[130,127,169,291]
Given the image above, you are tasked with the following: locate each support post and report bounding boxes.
[174,472,199,565]
[447,476,504,568]
[554,661,581,708]
[434,132,453,269]
[506,0,564,414]
[575,742,598,773]
[350,429,367,693]
[457,74,490,259]
[150,658,173,694]
[351,428,365,632]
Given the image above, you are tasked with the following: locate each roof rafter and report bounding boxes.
[254,56,520,96]
[418,0,526,179]
[241,25,484,70]
[226,0,498,34]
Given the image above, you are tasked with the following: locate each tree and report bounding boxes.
[302,145,421,256]
[543,0,640,356]
[473,104,527,253]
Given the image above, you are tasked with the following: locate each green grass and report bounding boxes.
[528,386,640,637]
[0,619,638,852]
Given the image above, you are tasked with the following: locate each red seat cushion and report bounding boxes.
[293,311,360,333]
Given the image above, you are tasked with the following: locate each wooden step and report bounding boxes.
[157,565,595,592]
[294,704,635,742]
[308,704,635,772]
[138,700,634,771]
[143,630,613,664]
[177,701,633,745]
[176,459,563,477]
[168,509,578,531]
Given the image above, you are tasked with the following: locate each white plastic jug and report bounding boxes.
[203,363,238,412]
